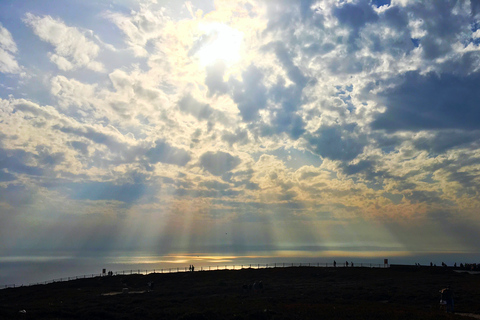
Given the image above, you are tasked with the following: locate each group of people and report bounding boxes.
[332,260,354,267]
[414,262,480,271]
[188,265,195,272]
[458,262,480,271]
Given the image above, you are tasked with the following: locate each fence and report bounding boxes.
[2,262,389,289]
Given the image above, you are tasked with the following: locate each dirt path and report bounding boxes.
[457,313,480,319]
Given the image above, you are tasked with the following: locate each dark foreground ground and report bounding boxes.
[1,266,480,319]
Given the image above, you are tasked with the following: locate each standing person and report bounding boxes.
[345,261,349,267]
[333,260,336,267]
[440,286,454,313]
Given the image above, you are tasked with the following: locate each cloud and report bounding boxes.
[145,139,191,166]
[67,181,146,203]
[229,64,268,122]
[306,124,366,161]
[0,23,21,73]
[23,13,104,71]
[178,94,214,120]
[0,147,43,177]
[407,1,469,60]
[50,75,98,116]
[205,60,229,96]
[372,71,480,132]
[0,184,36,207]
[413,131,480,153]
[199,151,241,176]
[221,128,249,146]
[106,3,168,57]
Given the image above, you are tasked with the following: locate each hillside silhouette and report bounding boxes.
[1,266,479,319]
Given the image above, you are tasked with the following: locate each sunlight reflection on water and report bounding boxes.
[2,251,480,286]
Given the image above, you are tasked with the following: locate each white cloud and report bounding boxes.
[0,24,21,74]
[0,24,17,53]
[106,4,168,57]
[23,13,105,72]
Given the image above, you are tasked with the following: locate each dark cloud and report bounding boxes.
[306,124,366,161]
[448,170,478,190]
[0,148,43,176]
[264,0,318,32]
[372,0,391,8]
[68,181,146,203]
[333,1,378,52]
[278,190,297,202]
[372,72,480,132]
[145,139,191,166]
[414,131,480,153]
[342,159,375,176]
[69,141,89,154]
[221,128,249,146]
[0,184,36,206]
[55,125,124,150]
[360,6,413,55]
[174,187,240,198]
[36,146,64,167]
[229,64,268,122]
[178,94,214,120]
[271,42,308,88]
[408,1,467,60]
[199,180,231,190]
[257,42,309,139]
[299,170,320,180]
[472,0,480,17]
[0,170,15,182]
[199,151,241,176]
[205,61,228,96]
[334,2,378,31]
[404,190,445,205]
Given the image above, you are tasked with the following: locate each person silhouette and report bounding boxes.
[440,286,454,313]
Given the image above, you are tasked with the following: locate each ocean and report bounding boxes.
[2,251,479,287]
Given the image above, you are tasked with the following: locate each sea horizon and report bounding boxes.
[3,250,480,287]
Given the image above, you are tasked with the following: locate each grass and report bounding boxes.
[1,266,479,319]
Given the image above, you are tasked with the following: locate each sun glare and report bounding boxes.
[196,22,243,66]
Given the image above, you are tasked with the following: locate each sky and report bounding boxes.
[2,0,480,282]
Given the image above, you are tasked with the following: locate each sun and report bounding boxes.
[195,22,243,66]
